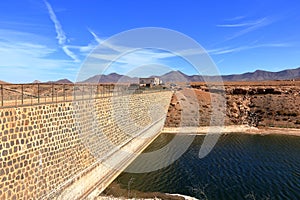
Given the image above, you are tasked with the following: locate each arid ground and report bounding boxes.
[165,80,300,129]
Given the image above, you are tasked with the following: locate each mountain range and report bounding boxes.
[81,67,300,83]
[1,67,299,84]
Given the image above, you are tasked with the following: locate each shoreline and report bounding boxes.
[100,182,186,200]
[162,125,300,137]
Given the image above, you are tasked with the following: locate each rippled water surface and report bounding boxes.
[115,134,300,199]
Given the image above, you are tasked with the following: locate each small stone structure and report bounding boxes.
[0,91,172,199]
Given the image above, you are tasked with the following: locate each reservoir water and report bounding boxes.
[114,133,300,199]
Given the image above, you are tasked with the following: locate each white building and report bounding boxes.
[139,77,160,87]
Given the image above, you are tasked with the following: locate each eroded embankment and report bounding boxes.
[164,86,300,129]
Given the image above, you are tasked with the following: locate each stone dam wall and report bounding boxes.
[0,91,173,199]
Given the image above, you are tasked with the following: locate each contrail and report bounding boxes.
[44,0,79,62]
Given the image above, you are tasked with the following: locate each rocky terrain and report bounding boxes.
[165,81,300,129]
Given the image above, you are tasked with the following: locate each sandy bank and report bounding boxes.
[162,125,300,136]
[100,182,186,200]
[97,196,161,200]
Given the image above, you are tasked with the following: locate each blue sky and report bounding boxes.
[0,0,300,83]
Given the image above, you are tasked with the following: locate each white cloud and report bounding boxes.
[44,0,80,62]
[217,18,268,28]
[0,41,54,58]
[88,31,209,61]
[65,30,291,79]
[80,31,221,78]
[89,29,103,44]
[62,46,80,62]
[44,0,66,45]
[230,17,273,39]
[79,33,177,79]
[66,43,96,53]
[208,43,290,55]
[89,31,125,53]
[0,38,73,68]
[225,16,246,21]
[217,17,275,40]
[0,29,79,82]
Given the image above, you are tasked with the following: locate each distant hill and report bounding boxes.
[0,80,9,84]
[220,67,300,81]
[82,73,138,83]
[80,67,300,83]
[160,67,300,82]
[47,79,73,84]
[33,80,42,83]
[55,79,73,84]
[159,70,192,82]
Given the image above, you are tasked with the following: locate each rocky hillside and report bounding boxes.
[165,82,300,128]
[228,86,300,128]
